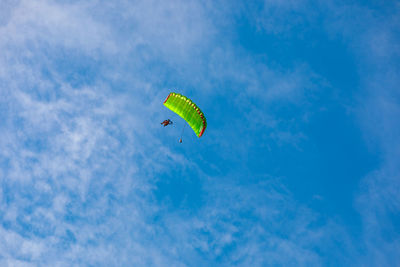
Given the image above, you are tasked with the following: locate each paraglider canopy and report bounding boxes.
[163,93,207,137]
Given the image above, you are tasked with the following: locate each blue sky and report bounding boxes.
[0,0,399,266]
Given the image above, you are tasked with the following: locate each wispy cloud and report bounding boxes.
[0,0,399,266]
[156,176,356,266]
[320,1,400,265]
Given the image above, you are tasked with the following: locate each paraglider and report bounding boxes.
[163,92,207,142]
[161,119,173,126]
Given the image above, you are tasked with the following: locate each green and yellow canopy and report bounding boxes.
[163,93,207,137]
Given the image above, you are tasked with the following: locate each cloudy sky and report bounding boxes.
[0,0,399,266]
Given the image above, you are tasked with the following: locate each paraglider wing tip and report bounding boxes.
[198,122,206,137]
[163,93,172,104]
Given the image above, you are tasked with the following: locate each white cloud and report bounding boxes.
[0,0,117,54]
[327,2,400,265]
[2,0,398,266]
[0,1,202,265]
[157,179,353,266]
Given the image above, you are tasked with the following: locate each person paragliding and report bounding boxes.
[163,92,207,143]
[161,119,173,127]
